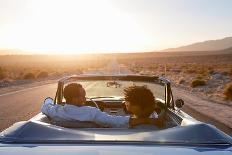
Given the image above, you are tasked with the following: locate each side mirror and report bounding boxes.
[44,97,54,105]
[175,99,184,108]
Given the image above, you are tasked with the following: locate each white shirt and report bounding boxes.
[41,101,130,128]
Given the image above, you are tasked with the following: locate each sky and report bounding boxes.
[0,0,232,54]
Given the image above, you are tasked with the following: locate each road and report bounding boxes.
[0,83,57,131]
[0,82,231,135]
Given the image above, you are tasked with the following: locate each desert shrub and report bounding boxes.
[17,72,25,80]
[207,66,213,70]
[178,78,185,84]
[191,79,206,88]
[0,67,6,80]
[195,75,204,79]
[23,73,35,79]
[224,82,232,101]
[197,69,206,74]
[180,65,188,69]
[37,71,49,78]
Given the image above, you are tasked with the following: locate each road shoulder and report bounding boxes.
[173,87,232,135]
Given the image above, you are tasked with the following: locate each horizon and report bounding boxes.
[0,0,232,54]
[1,35,232,55]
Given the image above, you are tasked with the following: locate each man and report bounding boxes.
[124,85,163,128]
[41,83,162,128]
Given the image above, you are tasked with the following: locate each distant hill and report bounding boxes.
[220,46,232,53]
[163,37,232,52]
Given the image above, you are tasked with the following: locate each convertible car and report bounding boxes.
[0,74,231,155]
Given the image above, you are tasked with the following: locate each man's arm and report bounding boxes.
[93,108,164,128]
[41,101,61,118]
[93,109,130,127]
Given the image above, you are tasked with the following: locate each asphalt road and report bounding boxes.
[0,83,57,131]
[0,82,231,136]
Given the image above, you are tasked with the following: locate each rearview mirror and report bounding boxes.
[44,97,54,105]
[175,99,184,108]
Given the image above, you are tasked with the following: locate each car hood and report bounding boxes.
[0,144,231,155]
[1,120,231,145]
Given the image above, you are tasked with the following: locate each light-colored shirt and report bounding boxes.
[41,101,130,128]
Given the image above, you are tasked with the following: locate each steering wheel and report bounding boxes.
[86,97,100,109]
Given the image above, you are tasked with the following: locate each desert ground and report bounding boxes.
[0,51,231,135]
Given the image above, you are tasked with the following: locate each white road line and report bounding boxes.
[0,83,55,97]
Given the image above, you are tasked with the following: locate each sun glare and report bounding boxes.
[0,0,155,54]
[1,0,231,54]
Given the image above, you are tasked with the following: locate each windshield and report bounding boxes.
[64,80,165,101]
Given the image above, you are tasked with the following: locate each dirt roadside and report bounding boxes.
[172,87,232,135]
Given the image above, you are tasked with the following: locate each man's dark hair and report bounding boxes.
[64,83,83,102]
[124,85,155,117]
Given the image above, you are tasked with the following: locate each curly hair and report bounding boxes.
[124,85,156,117]
[64,83,83,102]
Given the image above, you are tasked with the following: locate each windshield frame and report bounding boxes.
[54,75,174,109]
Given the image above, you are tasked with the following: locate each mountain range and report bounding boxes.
[162,37,232,52]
